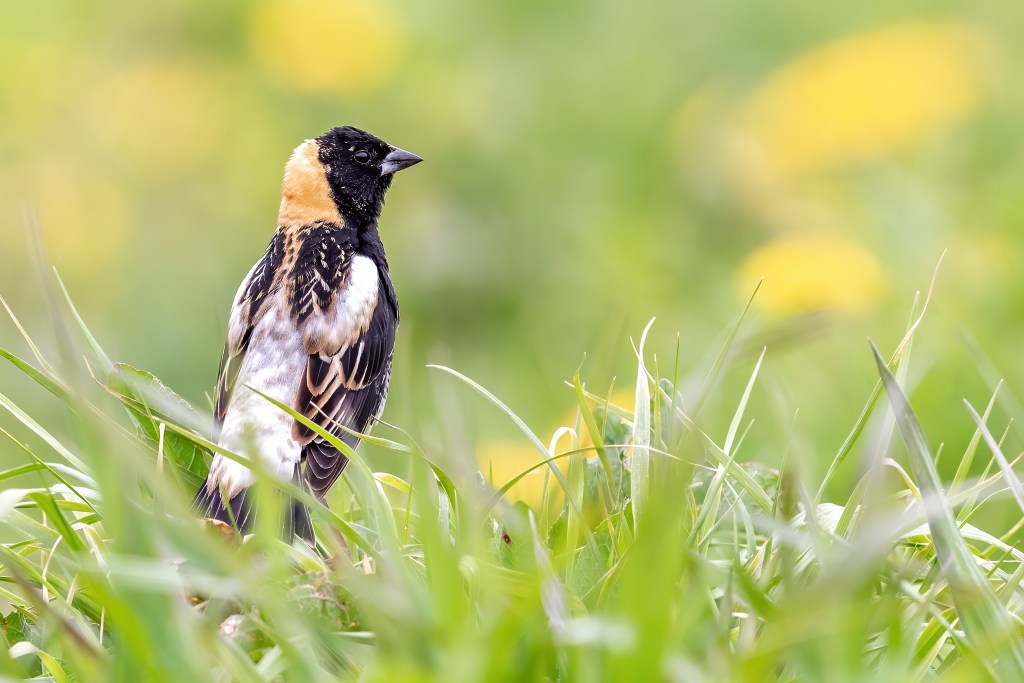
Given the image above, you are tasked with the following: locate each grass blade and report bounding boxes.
[429,364,584,520]
[964,400,1024,516]
[872,340,1024,680]
[630,319,654,532]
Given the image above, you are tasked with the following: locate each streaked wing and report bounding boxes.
[296,279,397,497]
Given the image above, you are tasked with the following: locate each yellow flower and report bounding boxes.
[248,0,403,95]
[738,236,884,315]
[478,440,565,511]
[736,22,981,178]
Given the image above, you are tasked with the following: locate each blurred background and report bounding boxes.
[2,0,1023,504]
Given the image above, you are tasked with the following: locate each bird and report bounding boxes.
[193,126,421,544]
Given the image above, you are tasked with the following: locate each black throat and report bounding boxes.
[356,223,398,317]
[355,223,389,271]
[326,184,393,277]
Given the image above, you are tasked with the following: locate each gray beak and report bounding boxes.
[380,146,423,175]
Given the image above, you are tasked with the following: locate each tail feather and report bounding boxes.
[192,467,314,546]
[192,484,255,534]
[284,495,315,546]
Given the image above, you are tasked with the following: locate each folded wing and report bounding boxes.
[295,278,397,497]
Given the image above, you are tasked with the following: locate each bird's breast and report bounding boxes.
[216,303,308,487]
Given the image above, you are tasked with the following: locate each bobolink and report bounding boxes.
[193,126,421,543]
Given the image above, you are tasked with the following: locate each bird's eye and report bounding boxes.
[353,150,371,165]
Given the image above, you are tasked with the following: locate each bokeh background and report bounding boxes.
[2,0,1024,504]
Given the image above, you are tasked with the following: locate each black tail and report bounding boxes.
[192,468,314,546]
[192,484,255,533]
[284,492,315,546]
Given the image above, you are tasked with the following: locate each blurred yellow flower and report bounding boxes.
[736,22,981,178]
[739,236,883,315]
[479,390,635,510]
[94,61,228,174]
[26,159,130,276]
[248,0,403,94]
[478,440,565,511]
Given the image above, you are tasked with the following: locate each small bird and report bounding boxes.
[193,126,421,543]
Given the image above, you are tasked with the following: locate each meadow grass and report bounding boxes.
[0,271,1023,682]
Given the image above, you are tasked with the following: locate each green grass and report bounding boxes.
[1,272,1024,682]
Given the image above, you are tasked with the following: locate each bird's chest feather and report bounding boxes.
[296,253,380,355]
[222,246,381,434]
[270,224,381,355]
[227,224,385,400]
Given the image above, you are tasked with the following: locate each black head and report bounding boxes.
[316,126,422,227]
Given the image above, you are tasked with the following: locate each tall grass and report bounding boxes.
[0,269,1023,682]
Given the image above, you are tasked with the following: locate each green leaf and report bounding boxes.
[107,363,209,487]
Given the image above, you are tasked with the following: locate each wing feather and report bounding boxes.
[296,278,397,498]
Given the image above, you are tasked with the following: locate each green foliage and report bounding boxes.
[1,278,1024,682]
